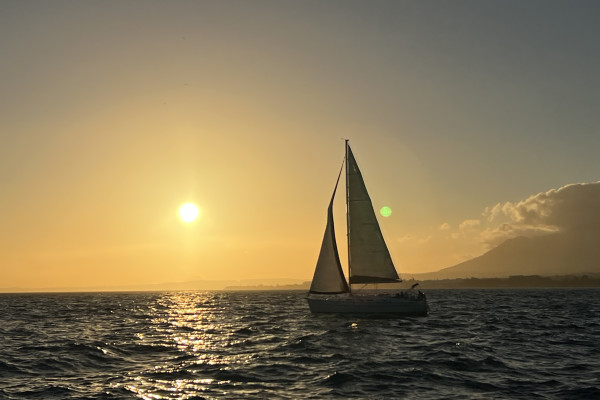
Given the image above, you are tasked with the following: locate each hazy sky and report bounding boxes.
[2,0,599,290]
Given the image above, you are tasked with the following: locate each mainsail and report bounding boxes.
[346,145,400,284]
[309,164,350,294]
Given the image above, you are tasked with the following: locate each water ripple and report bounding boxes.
[0,289,599,399]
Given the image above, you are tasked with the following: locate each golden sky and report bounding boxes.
[2,1,600,290]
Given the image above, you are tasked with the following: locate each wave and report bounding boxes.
[1,289,599,399]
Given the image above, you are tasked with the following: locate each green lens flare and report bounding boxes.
[380,206,392,217]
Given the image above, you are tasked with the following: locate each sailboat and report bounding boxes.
[306,140,428,315]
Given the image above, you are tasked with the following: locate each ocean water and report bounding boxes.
[0,289,599,399]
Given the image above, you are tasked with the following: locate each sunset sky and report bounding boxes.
[2,1,599,290]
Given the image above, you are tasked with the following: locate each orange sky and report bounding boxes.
[2,1,599,290]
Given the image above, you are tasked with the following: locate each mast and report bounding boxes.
[345,139,352,294]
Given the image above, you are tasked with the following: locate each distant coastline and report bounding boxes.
[224,274,600,291]
[413,274,600,289]
[3,274,600,293]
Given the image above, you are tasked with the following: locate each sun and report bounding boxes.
[179,203,200,223]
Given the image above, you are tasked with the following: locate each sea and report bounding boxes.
[1,289,599,399]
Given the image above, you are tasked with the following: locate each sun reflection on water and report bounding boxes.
[126,376,216,400]
[124,292,253,399]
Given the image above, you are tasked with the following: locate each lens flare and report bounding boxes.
[380,206,392,217]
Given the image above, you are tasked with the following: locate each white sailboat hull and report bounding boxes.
[306,292,428,315]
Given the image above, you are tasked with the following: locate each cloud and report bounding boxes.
[459,219,480,231]
[418,235,432,244]
[439,222,451,231]
[479,223,557,247]
[397,234,413,243]
[394,181,600,272]
[480,181,600,245]
[485,182,600,228]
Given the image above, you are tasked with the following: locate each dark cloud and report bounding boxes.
[508,182,600,229]
[481,182,600,246]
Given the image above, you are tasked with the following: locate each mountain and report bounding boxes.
[408,225,600,280]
